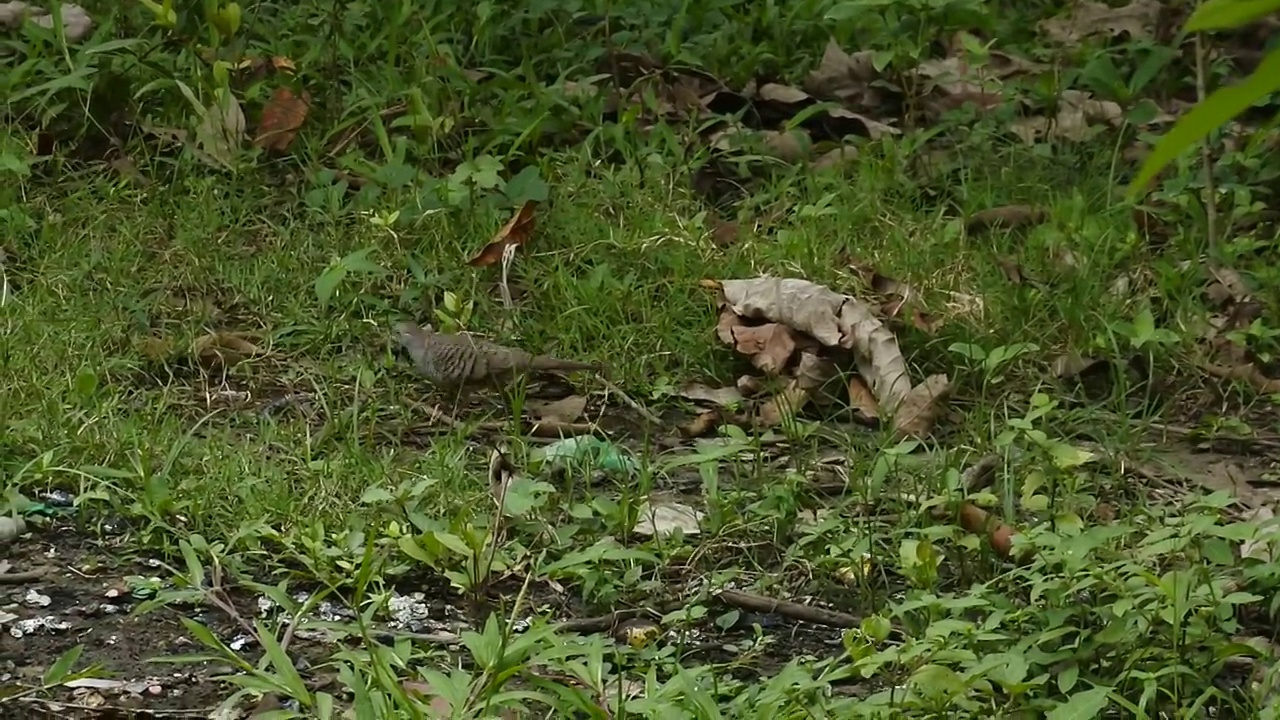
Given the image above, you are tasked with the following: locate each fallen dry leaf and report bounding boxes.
[804,40,879,104]
[469,201,538,267]
[757,83,811,105]
[811,146,858,171]
[193,331,263,370]
[1011,90,1123,144]
[723,322,799,375]
[1051,353,1105,379]
[710,218,741,247]
[1206,265,1252,306]
[891,373,953,440]
[678,383,745,407]
[760,129,811,163]
[847,375,880,423]
[736,374,765,396]
[527,395,587,424]
[721,277,915,414]
[910,308,944,335]
[1040,0,1161,44]
[757,352,837,426]
[966,205,1048,234]
[634,495,704,537]
[1240,506,1277,563]
[1198,359,1280,395]
[996,257,1025,285]
[253,87,311,152]
[679,410,722,438]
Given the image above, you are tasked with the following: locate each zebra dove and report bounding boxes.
[394,321,601,392]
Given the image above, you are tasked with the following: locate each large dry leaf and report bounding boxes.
[253,87,310,151]
[468,201,537,267]
[720,277,913,413]
[2,2,93,42]
[1040,0,1161,44]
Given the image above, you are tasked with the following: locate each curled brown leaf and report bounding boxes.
[468,201,538,267]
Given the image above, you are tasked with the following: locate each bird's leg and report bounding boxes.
[447,383,474,418]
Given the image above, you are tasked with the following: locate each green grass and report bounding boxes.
[6,0,1280,716]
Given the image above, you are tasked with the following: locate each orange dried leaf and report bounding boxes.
[253,87,310,151]
[468,201,538,267]
[847,375,879,422]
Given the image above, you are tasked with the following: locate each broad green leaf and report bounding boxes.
[398,535,435,564]
[178,538,205,590]
[1187,0,1280,30]
[255,618,309,702]
[1130,47,1280,196]
[314,265,346,305]
[1048,685,1113,720]
[359,486,395,504]
[43,645,84,685]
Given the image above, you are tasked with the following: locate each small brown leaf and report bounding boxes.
[728,323,798,375]
[756,353,837,426]
[716,306,746,344]
[527,395,587,424]
[736,374,765,396]
[847,376,880,422]
[757,83,811,105]
[710,218,741,248]
[891,374,953,440]
[1206,265,1252,305]
[1198,359,1280,395]
[760,130,811,163]
[811,146,858,171]
[253,87,310,152]
[910,308,943,335]
[996,257,1024,285]
[966,205,1048,233]
[679,410,721,438]
[804,40,878,102]
[678,383,745,407]
[1051,353,1105,379]
[468,201,538,267]
[193,331,264,369]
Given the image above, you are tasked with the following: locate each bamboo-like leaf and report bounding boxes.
[1187,0,1280,30]
[1130,47,1280,196]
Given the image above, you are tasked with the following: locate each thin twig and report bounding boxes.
[1193,30,1218,249]
[598,376,663,426]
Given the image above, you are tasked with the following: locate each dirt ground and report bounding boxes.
[0,524,851,717]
